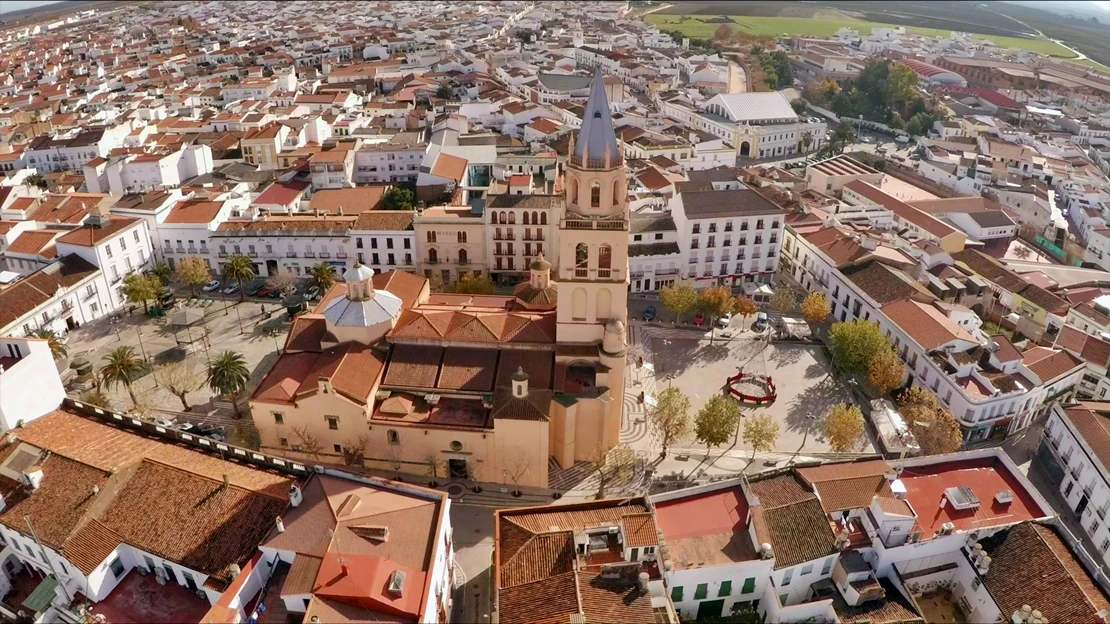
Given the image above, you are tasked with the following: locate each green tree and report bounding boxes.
[436,83,453,99]
[309,262,336,292]
[206,350,251,418]
[790,98,806,114]
[868,347,906,395]
[769,289,796,313]
[742,412,779,462]
[801,130,814,152]
[100,346,145,408]
[772,50,793,88]
[799,292,830,324]
[175,255,211,296]
[660,283,698,324]
[900,386,963,455]
[453,274,496,294]
[24,173,47,190]
[31,328,67,361]
[222,254,255,302]
[882,62,919,116]
[121,272,161,312]
[733,296,759,317]
[905,114,925,137]
[151,262,173,286]
[696,285,735,325]
[888,110,906,131]
[828,319,892,375]
[694,395,741,454]
[648,387,692,458]
[831,123,856,154]
[382,186,415,210]
[825,403,864,452]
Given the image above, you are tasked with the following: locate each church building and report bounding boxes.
[249,72,629,488]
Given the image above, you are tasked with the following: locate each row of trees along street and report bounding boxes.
[657,283,831,327]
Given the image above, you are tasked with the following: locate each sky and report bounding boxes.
[0,1,62,15]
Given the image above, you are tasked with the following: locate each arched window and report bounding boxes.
[575,243,589,276]
[522,212,530,225]
[458,248,468,264]
[572,287,587,320]
[591,181,601,208]
[569,175,578,204]
[427,231,436,243]
[532,211,539,225]
[613,178,621,205]
[598,244,612,269]
[509,212,516,224]
[457,231,466,244]
[491,212,499,224]
[428,248,438,263]
[501,211,508,224]
[540,212,547,225]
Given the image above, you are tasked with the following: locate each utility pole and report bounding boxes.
[25,514,73,602]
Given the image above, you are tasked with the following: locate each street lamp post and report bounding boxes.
[233,303,244,334]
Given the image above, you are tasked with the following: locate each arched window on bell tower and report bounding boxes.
[598,244,612,277]
[590,181,601,208]
[613,178,621,205]
[575,243,588,277]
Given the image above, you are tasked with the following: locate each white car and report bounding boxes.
[201,280,221,292]
[895,134,911,144]
[717,312,733,329]
[861,136,876,144]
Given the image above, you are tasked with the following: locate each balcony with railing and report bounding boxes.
[304,252,316,259]
[1070,465,1082,480]
[248,251,258,258]
[81,289,98,302]
[174,247,186,254]
[60,300,73,313]
[1098,504,1108,520]
[286,252,298,258]
[218,251,228,258]
[1083,483,1094,498]
[562,216,627,231]
[426,258,439,265]
[319,252,331,259]
[336,252,348,259]
[187,247,197,254]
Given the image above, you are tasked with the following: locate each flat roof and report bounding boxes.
[654,485,757,568]
[898,457,1045,537]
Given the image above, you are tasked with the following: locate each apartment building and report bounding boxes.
[350,210,417,274]
[414,206,489,284]
[484,176,560,285]
[353,131,425,184]
[54,211,154,312]
[670,184,786,288]
[650,451,1109,624]
[629,212,681,293]
[1041,402,1110,570]
[309,148,355,188]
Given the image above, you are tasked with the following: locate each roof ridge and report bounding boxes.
[140,457,289,501]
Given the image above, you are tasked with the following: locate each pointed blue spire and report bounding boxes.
[572,69,620,167]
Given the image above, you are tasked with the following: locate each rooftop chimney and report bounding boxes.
[275,516,285,533]
[511,366,529,398]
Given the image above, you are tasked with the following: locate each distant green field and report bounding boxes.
[1072,58,1110,72]
[645,14,1077,58]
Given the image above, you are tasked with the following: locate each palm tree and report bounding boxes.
[223,254,255,302]
[151,262,173,286]
[801,131,813,153]
[100,346,145,408]
[24,174,47,190]
[309,262,336,292]
[31,328,68,361]
[207,350,250,418]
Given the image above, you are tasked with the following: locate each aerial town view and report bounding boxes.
[0,0,1109,622]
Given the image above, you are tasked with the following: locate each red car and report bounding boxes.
[693,312,705,326]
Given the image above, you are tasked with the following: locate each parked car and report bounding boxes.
[222,283,240,295]
[267,288,284,299]
[693,312,705,326]
[305,285,320,300]
[895,134,911,144]
[247,283,265,297]
[717,312,733,329]
[201,280,221,292]
[861,136,876,144]
[256,286,272,298]
[642,306,657,322]
[754,312,769,331]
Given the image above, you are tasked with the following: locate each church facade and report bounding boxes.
[248,72,629,489]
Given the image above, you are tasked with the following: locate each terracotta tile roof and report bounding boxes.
[429,152,467,182]
[875,496,914,516]
[14,409,292,497]
[813,476,893,513]
[352,209,415,231]
[383,344,443,388]
[309,187,388,214]
[437,347,498,391]
[748,473,837,569]
[284,315,327,353]
[1021,347,1083,383]
[842,262,933,305]
[621,512,659,548]
[498,571,580,624]
[320,270,427,313]
[491,387,552,421]
[164,199,225,224]
[0,255,98,329]
[62,519,126,575]
[832,578,923,623]
[499,528,575,586]
[282,554,322,595]
[251,352,320,404]
[26,194,106,224]
[0,451,109,549]
[56,216,140,247]
[982,522,1110,623]
[1064,404,1110,472]
[495,349,554,390]
[1055,325,1110,367]
[798,459,890,483]
[5,229,61,255]
[579,571,655,623]
[391,309,557,344]
[882,298,977,351]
